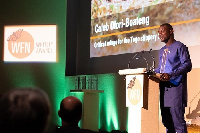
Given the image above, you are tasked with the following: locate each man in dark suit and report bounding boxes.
[155,23,192,133]
[57,96,99,133]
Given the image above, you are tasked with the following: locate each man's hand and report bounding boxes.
[160,73,170,81]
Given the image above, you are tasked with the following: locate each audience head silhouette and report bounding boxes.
[0,88,51,133]
[58,96,82,126]
[57,96,99,133]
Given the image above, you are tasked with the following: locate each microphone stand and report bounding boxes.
[128,49,156,77]
[128,53,138,69]
[145,49,156,76]
[136,55,149,73]
[128,52,149,72]
[149,48,155,72]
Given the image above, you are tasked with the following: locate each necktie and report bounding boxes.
[160,48,168,73]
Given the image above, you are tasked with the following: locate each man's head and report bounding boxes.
[0,88,51,133]
[158,23,174,43]
[58,96,82,126]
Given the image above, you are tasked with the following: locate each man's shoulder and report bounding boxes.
[173,41,185,47]
[159,45,166,53]
[56,126,99,133]
[173,41,189,51]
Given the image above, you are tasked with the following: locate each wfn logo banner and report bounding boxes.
[4,25,57,62]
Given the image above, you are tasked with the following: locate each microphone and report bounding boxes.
[128,49,155,74]
[149,48,155,73]
[135,55,149,72]
[128,53,138,69]
[128,51,149,71]
[139,49,155,76]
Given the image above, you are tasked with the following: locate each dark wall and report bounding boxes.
[65,0,79,76]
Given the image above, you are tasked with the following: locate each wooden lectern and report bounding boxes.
[118,68,165,133]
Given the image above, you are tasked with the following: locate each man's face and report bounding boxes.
[158,25,172,43]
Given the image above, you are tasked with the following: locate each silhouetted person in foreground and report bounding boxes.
[57,96,99,133]
[0,88,51,133]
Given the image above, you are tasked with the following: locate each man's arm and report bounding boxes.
[169,45,192,78]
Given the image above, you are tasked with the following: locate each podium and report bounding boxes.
[70,89,104,132]
[118,68,165,133]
